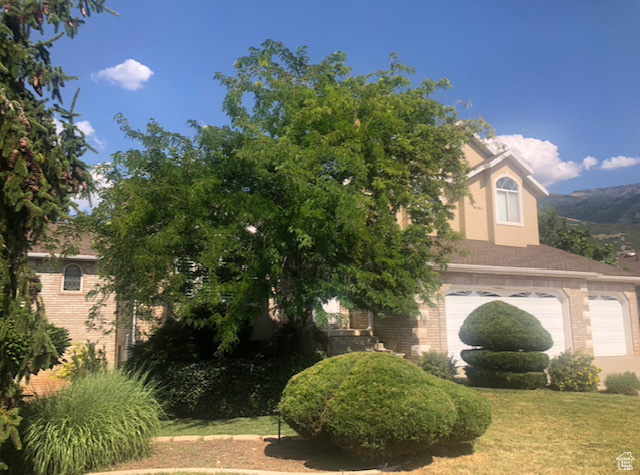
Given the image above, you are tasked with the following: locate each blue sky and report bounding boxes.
[50,0,640,196]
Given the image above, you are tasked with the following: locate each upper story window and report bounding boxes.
[496,177,522,224]
[63,264,82,291]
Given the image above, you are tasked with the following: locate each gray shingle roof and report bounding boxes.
[448,239,638,279]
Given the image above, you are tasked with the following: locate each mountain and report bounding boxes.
[539,183,640,254]
[540,183,640,225]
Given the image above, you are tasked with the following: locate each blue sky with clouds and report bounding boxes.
[50,0,640,196]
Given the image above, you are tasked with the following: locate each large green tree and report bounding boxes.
[91,41,484,353]
[539,207,617,265]
[0,0,111,466]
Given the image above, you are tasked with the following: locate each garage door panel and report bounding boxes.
[590,297,627,357]
[445,291,566,364]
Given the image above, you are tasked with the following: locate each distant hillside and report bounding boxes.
[540,183,640,225]
[539,183,640,254]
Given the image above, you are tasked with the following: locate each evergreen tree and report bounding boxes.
[0,1,112,466]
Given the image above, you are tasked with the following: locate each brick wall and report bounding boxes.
[30,257,119,367]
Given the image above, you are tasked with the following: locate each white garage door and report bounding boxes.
[590,296,628,357]
[445,290,567,364]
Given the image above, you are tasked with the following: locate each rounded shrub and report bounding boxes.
[418,350,458,380]
[604,371,640,396]
[280,352,491,462]
[464,366,548,390]
[461,349,549,373]
[459,301,553,351]
[548,351,600,392]
[9,370,161,475]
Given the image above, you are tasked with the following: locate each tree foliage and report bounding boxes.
[91,40,485,352]
[0,0,111,467]
[538,208,617,265]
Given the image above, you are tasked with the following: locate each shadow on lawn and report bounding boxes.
[263,436,475,471]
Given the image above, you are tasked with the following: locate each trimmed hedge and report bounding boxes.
[461,349,549,373]
[156,354,324,419]
[280,352,491,462]
[464,366,548,390]
[459,301,553,351]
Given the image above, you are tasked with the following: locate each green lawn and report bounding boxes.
[416,389,640,474]
[159,414,297,437]
[159,389,639,474]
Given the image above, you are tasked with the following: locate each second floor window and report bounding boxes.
[496,177,521,224]
[63,264,82,291]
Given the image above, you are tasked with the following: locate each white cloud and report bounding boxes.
[73,165,111,212]
[600,156,640,171]
[581,156,598,171]
[491,134,584,186]
[76,120,95,137]
[92,59,154,91]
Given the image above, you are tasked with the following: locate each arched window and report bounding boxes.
[63,264,82,291]
[496,177,521,223]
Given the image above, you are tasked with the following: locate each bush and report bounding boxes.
[418,350,458,380]
[461,349,549,373]
[459,301,552,390]
[55,342,107,381]
[459,301,553,351]
[464,366,548,390]
[604,371,640,396]
[3,371,161,474]
[280,352,491,462]
[548,351,600,392]
[157,353,324,419]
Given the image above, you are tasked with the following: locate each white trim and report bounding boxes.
[28,252,98,261]
[444,263,640,283]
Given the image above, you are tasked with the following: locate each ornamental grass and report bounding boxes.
[8,370,161,475]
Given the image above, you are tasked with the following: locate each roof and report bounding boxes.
[619,254,640,277]
[467,135,549,198]
[446,239,640,282]
[28,225,97,259]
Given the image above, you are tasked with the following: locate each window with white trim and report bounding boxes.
[496,177,521,224]
[63,264,82,291]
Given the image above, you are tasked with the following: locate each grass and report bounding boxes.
[159,389,640,474]
[413,388,640,474]
[159,415,297,437]
[8,371,162,475]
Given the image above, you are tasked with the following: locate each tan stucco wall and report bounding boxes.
[453,150,541,247]
[30,258,121,367]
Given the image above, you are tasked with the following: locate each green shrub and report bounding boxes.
[465,366,548,390]
[157,353,324,419]
[548,351,600,392]
[461,349,549,373]
[459,301,553,351]
[280,352,491,462]
[44,324,70,369]
[55,342,107,381]
[604,371,640,396]
[418,350,458,380]
[4,371,161,474]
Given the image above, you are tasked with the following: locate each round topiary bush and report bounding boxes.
[279,352,491,462]
[464,366,548,390]
[459,301,552,389]
[459,301,553,351]
[461,349,549,373]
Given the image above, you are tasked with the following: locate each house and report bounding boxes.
[26,137,640,371]
[27,232,130,369]
[357,137,640,362]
